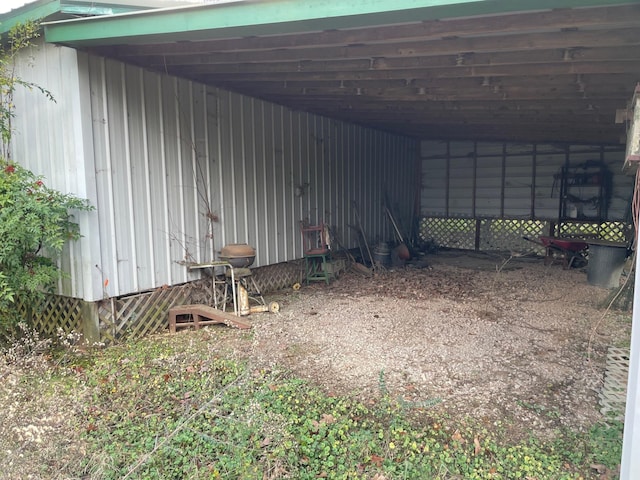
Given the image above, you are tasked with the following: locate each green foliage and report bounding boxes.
[64,333,623,480]
[0,161,92,320]
[0,22,89,329]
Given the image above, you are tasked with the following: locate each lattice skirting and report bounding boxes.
[13,260,304,345]
[251,259,304,292]
[558,221,630,243]
[103,260,304,344]
[599,347,630,420]
[14,295,84,336]
[98,260,302,343]
[420,217,630,254]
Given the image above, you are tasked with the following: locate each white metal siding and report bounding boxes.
[421,141,632,222]
[83,57,416,299]
[8,43,417,301]
[10,41,103,301]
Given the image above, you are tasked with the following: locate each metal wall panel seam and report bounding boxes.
[338,122,344,245]
[307,113,313,227]
[174,77,188,283]
[261,102,271,265]
[351,126,358,231]
[294,112,303,257]
[282,106,289,259]
[531,144,537,219]
[61,51,79,298]
[158,76,172,283]
[250,99,261,260]
[240,96,250,246]
[322,118,335,224]
[316,115,321,243]
[140,69,156,286]
[215,88,227,251]
[445,141,450,217]
[350,124,356,245]
[188,82,201,264]
[472,142,477,218]
[100,59,120,296]
[270,105,279,262]
[227,93,238,242]
[364,129,370,238]
[74,50,103,301]
[288,110,295,257]
[500,143,506,218]
[309,114,314,245]
[120,64,139,291]
[363,124,370,237]
[327,118,332,231]
[277,106,286,260]
[202,86,214,263]
[321,115,327,227]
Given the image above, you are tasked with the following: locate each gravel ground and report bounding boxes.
[214,250,632,438]
[0,250,631,479]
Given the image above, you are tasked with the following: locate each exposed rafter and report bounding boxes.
[41,0,640,144]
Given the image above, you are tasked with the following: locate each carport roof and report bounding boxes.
[9,0,640,144]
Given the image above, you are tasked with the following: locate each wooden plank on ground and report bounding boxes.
[169,304,252,333]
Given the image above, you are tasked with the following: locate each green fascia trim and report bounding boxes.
[43,0,640,46]
[61,7,140,16]
[0,1,60,35]
[0,0,153,36]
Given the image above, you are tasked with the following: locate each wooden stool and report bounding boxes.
[304,253,332,284]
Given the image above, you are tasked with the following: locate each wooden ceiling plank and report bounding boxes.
[215,74,638,92]
[181,62,640,83]
[95,4,640,57]
[258,88,630,102]
[136,45,640,74]
[277,98,621,111]
[137,27,640,65]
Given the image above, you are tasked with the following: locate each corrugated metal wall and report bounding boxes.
[88,57,416,300]
[10,41,103,301]
[421,140,633,222]
[8,41,417,301]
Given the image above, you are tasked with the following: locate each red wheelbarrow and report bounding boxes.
[523,236,588,269]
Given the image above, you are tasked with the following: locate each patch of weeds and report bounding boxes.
[3,332,625,479]
[517,399,561,419]
[552,419,624,476]
[0,324,91,479]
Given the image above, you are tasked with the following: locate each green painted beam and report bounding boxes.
[0,0,60,35]
[0,0,161,36]
[43,0,640,46]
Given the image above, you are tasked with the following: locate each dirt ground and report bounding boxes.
[210,250,632,438]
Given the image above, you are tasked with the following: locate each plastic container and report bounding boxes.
[373,242,391,267]
[587,240,628,288]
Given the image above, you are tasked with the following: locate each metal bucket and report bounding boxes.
[587,241,628,289]
[373,242,391,267]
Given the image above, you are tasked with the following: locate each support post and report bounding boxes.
[621,89,640,478]
[621,254,640,478]
[80,300,101,344]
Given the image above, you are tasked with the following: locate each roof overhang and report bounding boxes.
[42,0,640,46]
[0,0,201,34]
[9,0,640,144]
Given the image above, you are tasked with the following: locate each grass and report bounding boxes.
[0,328,624,479]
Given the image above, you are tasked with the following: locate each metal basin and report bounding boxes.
[220,243,256,268]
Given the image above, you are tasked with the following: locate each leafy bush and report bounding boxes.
[0,161,91,324]
[0,22,91,330]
